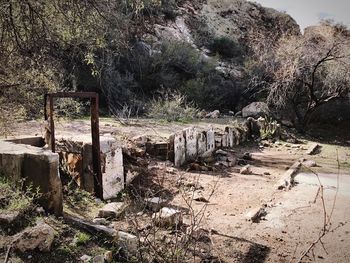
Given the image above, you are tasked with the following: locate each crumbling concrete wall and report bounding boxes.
[0,141,63,215]
[171,117,280,167]
[173,132,186,167]
[56,135,124,200]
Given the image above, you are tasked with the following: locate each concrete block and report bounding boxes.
[215,134,222,148]
[306,143,320,155]
[0,141,63,215]
[184,127,198,161]
[226,127,235,148]
[174,132,186,167]
[152,207,183,227]
[232,128,241,145]
[276,161,302,190]
[197,132,207,156]
[222,132,229,148]
[145,197,167,211]
[98,202,125,218]
[116,231,138,255]
[206,127,215,153]
[101,145,124,200]
[56,135,124,200]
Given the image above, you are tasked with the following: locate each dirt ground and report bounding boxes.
[2,118,350,262]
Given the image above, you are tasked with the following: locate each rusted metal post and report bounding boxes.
[49,95,55,153]
[90,95,103,199]
[44,94,47,120]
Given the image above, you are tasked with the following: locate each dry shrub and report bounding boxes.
[147,91,198,122]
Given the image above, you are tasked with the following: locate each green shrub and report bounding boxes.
[210,36,244,59]
[147,91,198,122]
[74,232,91,246]
[181,72,243,111]
[55,98,88,119]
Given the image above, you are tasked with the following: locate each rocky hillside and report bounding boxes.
[0,0,302,122]
[106,0,301,113]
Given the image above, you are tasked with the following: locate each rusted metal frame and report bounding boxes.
[47,92,98,99]
[44,92,103,199]
[49,95,55,153]
[90,96,103,199]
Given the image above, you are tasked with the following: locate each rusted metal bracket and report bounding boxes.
[44,92,103,199]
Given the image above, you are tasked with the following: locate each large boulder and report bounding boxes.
[242,102,270,118]
[12,221,56,252]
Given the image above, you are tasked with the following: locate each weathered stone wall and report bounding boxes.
[171,118,280,167]
[0,141,63,215]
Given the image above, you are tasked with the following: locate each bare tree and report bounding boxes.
[248,22,350,131]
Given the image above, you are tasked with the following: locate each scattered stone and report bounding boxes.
[205,110,220,118]
[276,161,302,190]
[227,156,237,164]
[192,192,209,203]
[116,231,138,255]
[215,161,229,168]
[196,110,207,119]
[261,140,271,147]
[216,149,228,155]
[93,218,108,225]
[234,111,242,117]
[218,156,228,162]
[12,221,56,252]
[246,207,267,223]
[242,102,269,118]
[98,202,125,219]
[242,152,253,160]
[263,172,271,176]
[104,251,113,263]
[152,207,183,227]
[35,207,45,215]
[303,160,317,168]
[237,159,248,166]
[80,255,92,262]
[132,135,148,147]
[92,255,104,263]
[0,211,20,226]
[228,111,235,116]
[145,197,167,211]
[240,165,252,175]
[306,143,320,155]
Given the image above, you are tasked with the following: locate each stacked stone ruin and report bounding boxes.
[168,117,281,167]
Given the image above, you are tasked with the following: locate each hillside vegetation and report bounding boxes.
[0,0,349,134]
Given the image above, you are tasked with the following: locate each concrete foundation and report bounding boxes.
[174,132,186,167]
[206,128,215,153]
[56,135,124,200]
[197,132,207,156]
[184,127,197,161]
[0,141,63,215]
